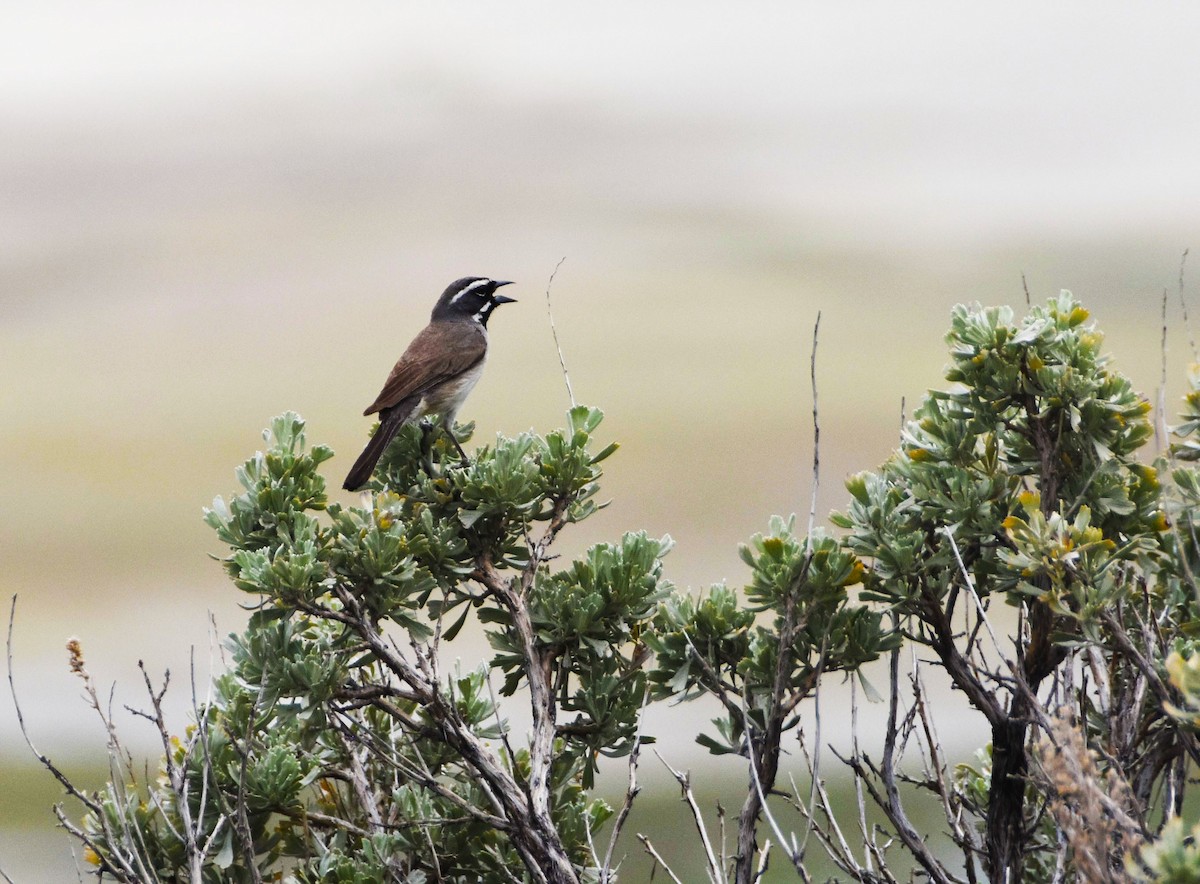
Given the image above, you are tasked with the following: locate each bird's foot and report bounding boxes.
[452,444,472,470]
[448,430,472,469]
[430,418,468,467]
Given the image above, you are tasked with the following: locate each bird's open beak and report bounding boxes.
[492,281,517,304]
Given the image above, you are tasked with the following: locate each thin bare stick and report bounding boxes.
[796,309,825,854]
[7,598,104,818]
[69,843,85,884]
[807,311,822,538]
[755,838,772,882]
[346,712,510,829]
[849,678,873,876]
[229,680,267,884]
[942,527,1003,660]
[1159,288,1169,453]
[1180,248,1197,361]
[135,660,206,877]
[744,711,804,877]
[794,745,854,859]
[719,801,728,876]
[8,598,152,882]
[328,581,580,883]
[912,662,981,868]
[600,686,650,881]
[544,257,576,408]
[873,612,960,884]
[1021,273,1032,308]
[797,633,830,858]
[833,743,960,884]
[653,750,724,884]
[791,736,890,884]
[190,640,227,866]
[483,668,519,773]
[638,835,686,884]
[336,724,384,830]
[584,815,603,879]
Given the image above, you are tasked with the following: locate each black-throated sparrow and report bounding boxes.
[342,277,516,491]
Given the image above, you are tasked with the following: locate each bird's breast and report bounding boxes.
[419,357,486,418]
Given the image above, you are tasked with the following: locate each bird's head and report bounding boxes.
[433,277,517,327]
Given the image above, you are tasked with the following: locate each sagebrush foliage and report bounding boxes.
[80,408,658,881]
[61,293,1200,883]
[828,292,1200,881]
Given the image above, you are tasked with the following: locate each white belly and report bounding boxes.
[418,357,486,423]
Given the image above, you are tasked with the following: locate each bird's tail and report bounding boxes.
[343,399,418,491]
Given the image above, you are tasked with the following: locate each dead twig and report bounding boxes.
[639,834,686,884]
[654,751,725,884]
[1179,248,1196,362]
[599,685,650,882]
[544,257,576,408]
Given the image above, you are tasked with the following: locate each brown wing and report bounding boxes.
[363,321,487,415]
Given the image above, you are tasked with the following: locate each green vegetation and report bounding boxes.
[21,293,1200,881]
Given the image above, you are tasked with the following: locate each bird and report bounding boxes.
[342,276,517,491]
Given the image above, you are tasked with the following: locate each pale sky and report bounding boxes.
[4,3,1200,246]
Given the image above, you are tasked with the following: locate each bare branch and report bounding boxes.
[745,709,804,878]
[849,678,873,876]
[911,661,982,872]
[807,311,822,538]
[942,526,1003,661]
[325,580,578,883]
[1179,248,1196,362]
[7,597,106,820]
[853,621,962,884]
[654,751,725,884]
[754,838,771,883]
[638,835,686,884]
[790,736,894,884]
[9,598,166,882]
[1159,288,1170,453]
[600,686,650,882]
[544,257,576,408]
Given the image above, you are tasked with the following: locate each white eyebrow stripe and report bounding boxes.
[449,278,491,306]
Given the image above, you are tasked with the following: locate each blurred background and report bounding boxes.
[3,2,1200,879]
